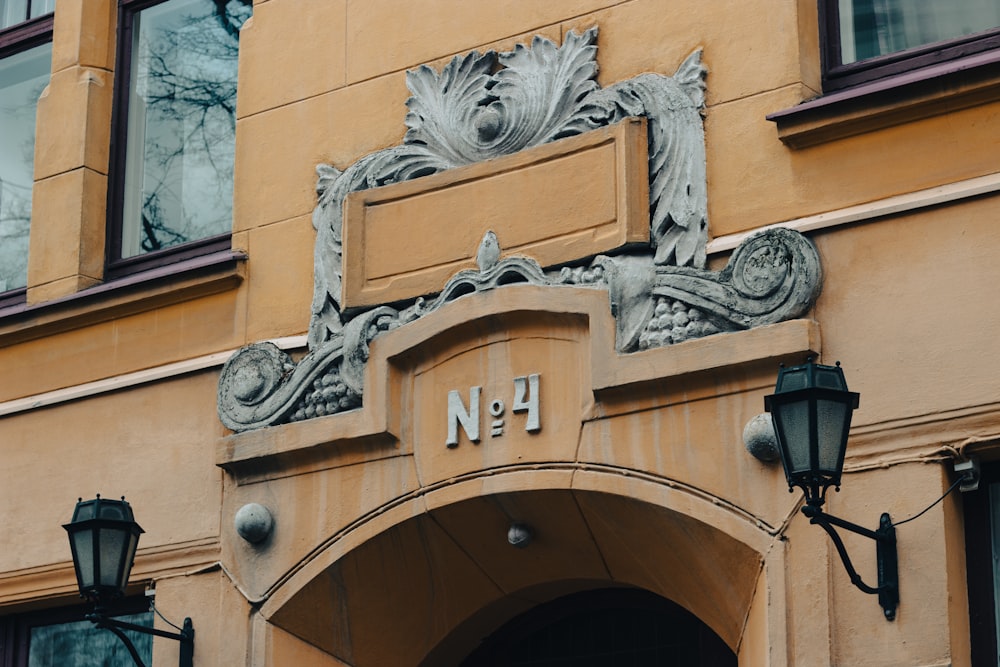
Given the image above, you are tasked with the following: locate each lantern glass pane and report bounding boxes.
[776,399,812,474]
[74,502,97,521]
[814,366,846,390]
[117,531,140,591]
[778,367,809,391]
[98,502,129,521]
[817,399,849,472]
[70,529,95,590]
[99,527,128,589]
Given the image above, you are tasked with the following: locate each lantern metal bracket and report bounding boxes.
[87,610,193,667]
[801,504,898,621]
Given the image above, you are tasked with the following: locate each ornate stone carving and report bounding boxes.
[308,27,707,348]
[597,227,823,352]
[219,231,557,431]
[218,30,824,433]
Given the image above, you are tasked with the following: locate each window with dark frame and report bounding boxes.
[820,0,1000,91]
[963,461,1000,665]
[0,2,53,308]
[106,0,250,280]
[0,597,152,666]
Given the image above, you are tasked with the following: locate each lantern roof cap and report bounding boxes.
[774,358,850,392]
[66,496,143,532]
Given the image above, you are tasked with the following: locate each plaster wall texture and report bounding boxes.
[813,196,1000,424]
[0,289,247,402]
[0,0,997,666]
[150,571,251,667]
[0,372,223,575]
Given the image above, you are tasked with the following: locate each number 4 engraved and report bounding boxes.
[513,374,540,433]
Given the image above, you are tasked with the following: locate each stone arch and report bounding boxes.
[259,468,782,666]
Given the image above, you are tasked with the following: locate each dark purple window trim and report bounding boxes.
[0,13,53,307]
[766,48,1000,147]
[769,48,1000,121]
[0,288,26,311]
[104,233,233,281]
[820,0,1000,91]
[106,0,237,281]
[0,12,52,54]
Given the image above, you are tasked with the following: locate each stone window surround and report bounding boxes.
[0,11,54,309]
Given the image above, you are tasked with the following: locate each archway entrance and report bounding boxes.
[456,588,736,667]
[263,479,776,665]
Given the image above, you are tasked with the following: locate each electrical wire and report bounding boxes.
[149,597,184,632]
[891,475,967,528]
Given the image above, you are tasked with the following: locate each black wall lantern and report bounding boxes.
[64,496,194,667]
[765,359,899,620]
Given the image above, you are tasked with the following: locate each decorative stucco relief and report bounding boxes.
[218,29,822,433]
[308,28,708,348]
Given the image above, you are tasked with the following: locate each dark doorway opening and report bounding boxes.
[460,588,736,667]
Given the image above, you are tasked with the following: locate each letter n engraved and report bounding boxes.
[446,386,481,448]
[512,374,541,433]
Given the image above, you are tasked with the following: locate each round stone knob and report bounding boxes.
[743,413,779,463]
[234,503,274,544]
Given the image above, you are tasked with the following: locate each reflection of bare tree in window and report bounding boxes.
[0,76,47,291]
[0,177,31,289]
[134,0,250,254]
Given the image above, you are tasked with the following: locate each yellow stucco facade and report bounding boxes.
[2,0,1000,665]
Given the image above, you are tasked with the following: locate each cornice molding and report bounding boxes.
[0,537,221,609]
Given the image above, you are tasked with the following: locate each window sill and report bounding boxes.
[0,250,246,348]
[767,50,1000,148]
[0,287,26,310]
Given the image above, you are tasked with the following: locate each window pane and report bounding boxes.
[0,0,29,29]
[28,0,54,20]
[0,41,50,292]
[121,0,250,259]
[28,612,153,667]
[839,0,1000,64]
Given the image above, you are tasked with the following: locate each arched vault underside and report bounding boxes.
[260,468,784,667]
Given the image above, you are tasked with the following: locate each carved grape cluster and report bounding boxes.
[287,367,361,422]
[638,297,721,349]
[557,263,606,285]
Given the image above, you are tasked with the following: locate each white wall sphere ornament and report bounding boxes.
[743,413,779,463]
[234,503,274,544]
